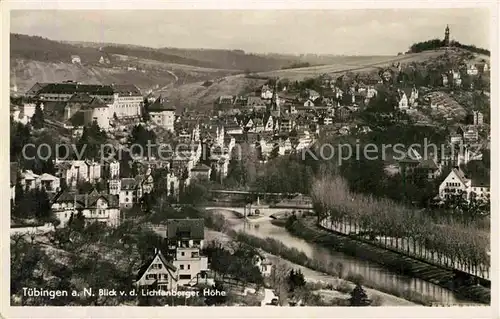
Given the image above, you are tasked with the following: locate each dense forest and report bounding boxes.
[10,33,103,63]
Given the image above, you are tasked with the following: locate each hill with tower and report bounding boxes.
[407,25,489,55]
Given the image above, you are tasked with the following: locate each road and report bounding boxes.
[153,70,179,93]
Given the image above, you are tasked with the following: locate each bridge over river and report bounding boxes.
[203,205,296,220]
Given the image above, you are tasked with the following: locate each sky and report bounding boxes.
[10,9,491,55]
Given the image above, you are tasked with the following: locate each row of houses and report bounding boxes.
[10,118,238,227]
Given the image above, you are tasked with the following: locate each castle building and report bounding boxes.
[26,82,143,122]
[109,84,143,118]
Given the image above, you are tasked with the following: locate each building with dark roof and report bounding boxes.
[81,97,111,130]
[27,81,143,120]
[166,218,205,242]
[25,82,51,97]
[36,82,115,103]
[164,219,209,286]
[149,95,175,131]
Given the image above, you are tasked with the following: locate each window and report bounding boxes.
[180,265,184,270]
[187,265,191,270]
[181,252,185,256]
[179,274,191,280]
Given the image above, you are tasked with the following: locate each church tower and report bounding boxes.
[270,79,281,117]
[444,25,450,46]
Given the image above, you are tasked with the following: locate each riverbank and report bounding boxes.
[203,210,432,305]
[231,226,435,306]
[205,229,417,306]
[285,217,490,304]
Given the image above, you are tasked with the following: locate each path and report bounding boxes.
[153,70,179,92]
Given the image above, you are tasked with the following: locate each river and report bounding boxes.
[209,209,476,305]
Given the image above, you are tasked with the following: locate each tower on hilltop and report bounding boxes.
[444,25,450,46]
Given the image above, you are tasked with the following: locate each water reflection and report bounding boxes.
[221,212,471,304]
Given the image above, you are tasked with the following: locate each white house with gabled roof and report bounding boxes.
[438,167,490,202]
[134,248,178,291]
[438,168,470,200]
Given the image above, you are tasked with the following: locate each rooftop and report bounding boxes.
[149,95,176,112]
[165,218,204,240]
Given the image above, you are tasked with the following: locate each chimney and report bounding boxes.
[154,247,158,254]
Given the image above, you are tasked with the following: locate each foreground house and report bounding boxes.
[164,219,209,287]
[135,248,179,291]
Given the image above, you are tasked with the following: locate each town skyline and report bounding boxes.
[10,9,491,56]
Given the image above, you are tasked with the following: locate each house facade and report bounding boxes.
[438,168,470,200]
[164,219,209,287]
[467,64,479,75]
[438,168,489,202]
[398,91,409,110]
[473,110,484,126]
[20,170,60,193]
[51,189,121,227]
[55,160,102,187]
[149,95,176,131]
[109,84,143,118]
[82,97,111,130]
[135,249,178,291]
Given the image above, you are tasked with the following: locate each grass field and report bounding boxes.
[256,51,446,80]
[160,51,447,107]
[156,74,267,108]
